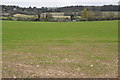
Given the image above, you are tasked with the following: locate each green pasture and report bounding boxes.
[2,20,118,78]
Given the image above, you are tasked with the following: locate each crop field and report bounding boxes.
[2,20,118,78]
[13,14,35,18]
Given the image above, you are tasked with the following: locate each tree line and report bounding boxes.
[1,5,120,22]
[1,5,119,16]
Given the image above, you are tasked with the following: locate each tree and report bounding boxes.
[38,14,41,21]
[70,14,75,21]
[81,8,88,20]
[40,13,53,21]
[102,12,115,20]
[46,13,53,19]
[108,12,115,20]
[87,11,94,20]
[81,8,94,20]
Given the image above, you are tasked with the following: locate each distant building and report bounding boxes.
[2,13,10,16]
[13,8,17,11]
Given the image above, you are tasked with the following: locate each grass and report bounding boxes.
[2,20,118,78]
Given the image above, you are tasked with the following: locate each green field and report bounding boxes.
[2,20,118,78]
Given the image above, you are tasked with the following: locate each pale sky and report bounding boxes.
[1,0,120,8]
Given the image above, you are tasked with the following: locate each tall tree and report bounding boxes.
[81,8,89,20]
[108,12,115,20]
[46,13,53,19]
[70,14,75,21]
[81,8,94,20]
[37,14,41,21]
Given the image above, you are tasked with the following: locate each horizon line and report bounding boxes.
[1,4,119,8]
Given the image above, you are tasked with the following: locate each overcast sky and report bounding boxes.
[1,0,120,8]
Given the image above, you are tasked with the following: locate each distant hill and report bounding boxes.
[1,5,119,16]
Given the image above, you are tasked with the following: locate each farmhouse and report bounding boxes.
[2,13,10,16]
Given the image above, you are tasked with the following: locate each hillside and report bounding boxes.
[1,5,119,16]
